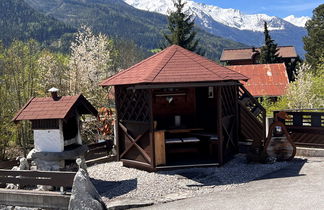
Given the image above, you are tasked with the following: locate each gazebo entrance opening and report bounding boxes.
[152,86,223,167]
[114,83,239,170]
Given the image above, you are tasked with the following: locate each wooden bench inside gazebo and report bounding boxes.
[100,45,260,171]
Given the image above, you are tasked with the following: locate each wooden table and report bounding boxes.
[154,128,203,166]
[165,128,203,134]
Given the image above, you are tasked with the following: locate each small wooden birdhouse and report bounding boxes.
[12,88,98,170]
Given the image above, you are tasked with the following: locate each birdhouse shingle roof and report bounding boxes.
[12,94,98,122]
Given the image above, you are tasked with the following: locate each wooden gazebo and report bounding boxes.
[100,45,251,171]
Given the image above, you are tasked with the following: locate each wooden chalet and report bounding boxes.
[101,45,266,171]
[220,46,298,65]
[228,63,289,98]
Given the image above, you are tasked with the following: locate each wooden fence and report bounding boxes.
[0,140,115,170]
[0,141,114,208]
[0,169,76,188]
[0,169,76,209]
[0,160,19,169]
[85,140,114,165]
[274,110,324,148]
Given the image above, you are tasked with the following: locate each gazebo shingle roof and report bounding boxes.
[228,63,289,97]
[100,45,248,86]
[12,94,98,122]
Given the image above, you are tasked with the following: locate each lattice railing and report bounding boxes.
[115,87,151,122]
[238,85,266,125]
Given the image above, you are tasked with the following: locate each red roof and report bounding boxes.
[220,46,297,61]
[100,45,248,86]
[228,63,289,97]
[12,94,98,122]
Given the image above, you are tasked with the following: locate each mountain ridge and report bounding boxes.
[0,0,75,48]
[124,0,309,31]
[23,0,248,60]
[283,15,311,27]
[124,0,307,56]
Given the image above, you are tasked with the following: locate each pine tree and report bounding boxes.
[303,4,324,70]
[163,0,200,53]
[260,22,281,64]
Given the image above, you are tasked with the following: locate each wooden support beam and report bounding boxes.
[148,89,155,169]
[119,123,151,164]
[122,159,155,172]
[217,87,224,165]
[114,86,121,161]
[127,81,241,90]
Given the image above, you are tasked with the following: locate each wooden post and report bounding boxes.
[114,86,120,161]
[235,86,240,151]
[262,110,266,147]
[154,131,166,166]
[148,89,156,169]
[217,87,223,165]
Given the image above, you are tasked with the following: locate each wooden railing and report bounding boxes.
[274,110,324,127]
[238,85,266,124]
[0,170,75,209]
[238,85,266,146]
[274,110,324,148]
[0,160,19,169]
[85,140,114,165]
[0,169,76,188]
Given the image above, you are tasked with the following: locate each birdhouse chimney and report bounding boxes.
[48,87,59,100]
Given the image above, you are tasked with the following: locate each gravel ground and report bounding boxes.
[88,154,298,205]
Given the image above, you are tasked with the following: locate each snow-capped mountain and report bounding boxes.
[284,15,310,27]
[124,0,308,56]
[124,0,294,32]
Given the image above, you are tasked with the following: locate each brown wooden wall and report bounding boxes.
[226,60,254,65]
[195,87,218,131]
[152,88,196,117]
[221,86,239,157]
[31,120,59,129]
[115,86,154,170]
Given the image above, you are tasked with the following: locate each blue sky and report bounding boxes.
[194,0,322,18]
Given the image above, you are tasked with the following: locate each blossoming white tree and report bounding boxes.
[37,51,69,95]
[286,63,322,109]
[69,25,113,106]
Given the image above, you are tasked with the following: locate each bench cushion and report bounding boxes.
[165,138,182,144]
[182,137,200,143]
